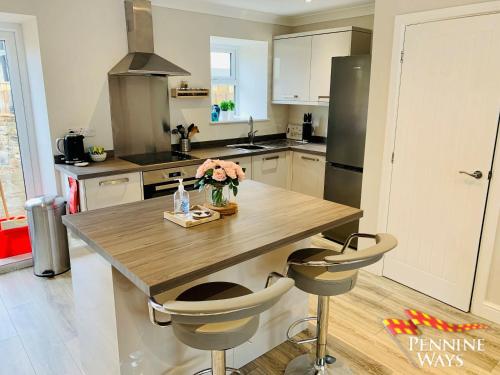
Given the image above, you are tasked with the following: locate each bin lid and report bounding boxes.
[25,196,66,211]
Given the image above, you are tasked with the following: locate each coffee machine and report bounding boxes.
[56,132,85,164]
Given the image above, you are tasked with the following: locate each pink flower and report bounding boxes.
[235,164,245,181]
[212,168,227,182]
[225,166,237,179]
[196,159,216,178]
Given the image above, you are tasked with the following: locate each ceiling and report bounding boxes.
[189,0,373,17]
[152,0,375,26]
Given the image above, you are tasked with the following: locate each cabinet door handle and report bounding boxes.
[318,96,330,99]
[283,95,299,99]
[263,156,279,161]
[99,177,129,186]
[301,156,320,162]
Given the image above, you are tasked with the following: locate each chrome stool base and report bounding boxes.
[194,369,241,375]
[193,350,242,375]
[284,354,352,375]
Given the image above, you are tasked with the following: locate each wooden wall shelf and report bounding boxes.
[171,88,210,98]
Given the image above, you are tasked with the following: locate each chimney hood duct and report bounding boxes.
[109,0,190,76]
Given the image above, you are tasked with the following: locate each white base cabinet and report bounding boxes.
[82,172,143,211]
[232,156,253,180]
[251,151,290,189]
[60,172,143,212]
[291,152,326,198]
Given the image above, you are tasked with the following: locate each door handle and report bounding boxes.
[99,177,130,186]
[459,170,483,179]
[301,156,320,162]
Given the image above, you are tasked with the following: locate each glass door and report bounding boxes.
[0,30,36,218]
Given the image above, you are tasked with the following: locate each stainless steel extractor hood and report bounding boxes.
[109,0,190,76]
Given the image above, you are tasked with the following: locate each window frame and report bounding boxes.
[210,45,239,116]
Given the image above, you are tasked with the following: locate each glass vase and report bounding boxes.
[206,185,231,207]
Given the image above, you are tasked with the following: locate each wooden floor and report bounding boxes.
[0,238,499,374]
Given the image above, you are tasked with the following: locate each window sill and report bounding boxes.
[210,118,270,125]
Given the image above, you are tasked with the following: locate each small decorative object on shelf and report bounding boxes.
[171,88,210,98]
[88,146,107,162]
[195,159,246,215]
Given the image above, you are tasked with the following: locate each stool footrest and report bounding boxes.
[194,368,242,375]
[287,316,318,345]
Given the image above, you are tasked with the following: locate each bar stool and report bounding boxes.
[148,277,295,375]
[268,233,397,375]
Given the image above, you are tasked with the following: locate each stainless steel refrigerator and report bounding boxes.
[323,55,371,247]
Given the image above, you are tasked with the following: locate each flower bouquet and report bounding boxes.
[195,159,245,214]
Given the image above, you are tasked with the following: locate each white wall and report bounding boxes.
[0,0,127,155]
[238,41,268,120]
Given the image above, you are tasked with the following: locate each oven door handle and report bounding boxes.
[154,180,197,192]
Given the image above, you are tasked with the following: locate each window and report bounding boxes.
[210,47,237,111]
[210,37,268,123]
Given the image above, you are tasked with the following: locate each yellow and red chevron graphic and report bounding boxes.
[404,309,488,332]
[383,318,421,335]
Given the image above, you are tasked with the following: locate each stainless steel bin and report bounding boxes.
[25,196,70,277]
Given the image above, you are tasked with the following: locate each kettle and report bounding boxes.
[56,132,85,164]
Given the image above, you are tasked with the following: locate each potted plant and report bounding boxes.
[89,146,107,162]
[195,159,246,214]
[219,100,230,121]
[227,100,235,120]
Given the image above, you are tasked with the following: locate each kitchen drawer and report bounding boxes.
[83,172,142,211]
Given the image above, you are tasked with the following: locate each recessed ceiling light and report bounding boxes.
[305,0,312,3]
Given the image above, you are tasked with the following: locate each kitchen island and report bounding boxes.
[63,180,361,374]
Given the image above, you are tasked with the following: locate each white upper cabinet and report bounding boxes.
[273,36,312,103]
[272,27,371,105]
[310,32,352,103]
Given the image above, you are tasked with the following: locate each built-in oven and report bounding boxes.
[143,164,200,199]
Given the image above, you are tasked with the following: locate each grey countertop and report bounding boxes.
[55,142,326,180]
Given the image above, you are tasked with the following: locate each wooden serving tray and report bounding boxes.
[164,205,220,228]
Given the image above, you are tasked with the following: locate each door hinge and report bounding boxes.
[488,171,493,180]
[391,152,395,163]
[400,50,404,63]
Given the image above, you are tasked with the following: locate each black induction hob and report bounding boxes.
[120,151,196,165]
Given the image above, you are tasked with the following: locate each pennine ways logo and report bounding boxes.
[383,309,488,368]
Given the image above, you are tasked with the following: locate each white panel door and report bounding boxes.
[383,13,500,310]
[272,36,312,102]
[309,32,351,103]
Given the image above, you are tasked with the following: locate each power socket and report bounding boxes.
[69,128,96,137]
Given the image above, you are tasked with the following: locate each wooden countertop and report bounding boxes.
[63,180,361,296]
[55,143,326,180]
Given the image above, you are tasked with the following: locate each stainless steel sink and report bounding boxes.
[226,144,268,150]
